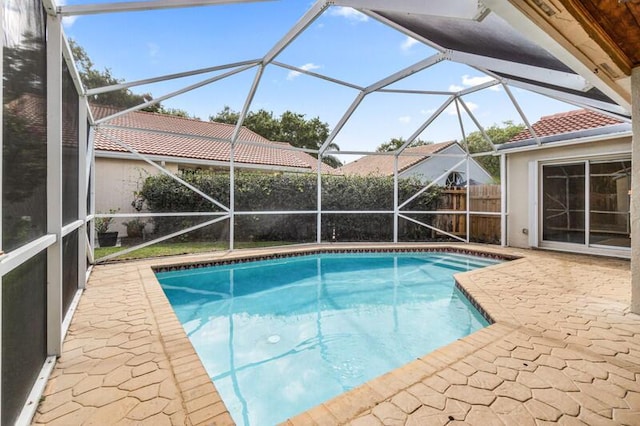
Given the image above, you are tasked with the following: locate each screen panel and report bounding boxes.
[2,0,48,251]
[2,251,48,426]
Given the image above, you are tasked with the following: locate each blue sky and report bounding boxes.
[62,0,575,155]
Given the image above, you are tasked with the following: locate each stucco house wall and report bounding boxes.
[95,156,180,236]
[505,136,631,250]
[401,144,494,185]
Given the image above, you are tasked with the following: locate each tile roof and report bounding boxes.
[508,109,623,142]
[92,105,333,172]
[338,141,456,176]
[6,93,79,147]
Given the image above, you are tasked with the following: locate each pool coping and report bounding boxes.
[145,244,518,424]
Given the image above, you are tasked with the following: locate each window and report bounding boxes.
[445,172,463,187]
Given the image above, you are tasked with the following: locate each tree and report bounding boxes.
[210,106,342,168]
[156,107,200,120]
[466,121,525,180]
[71,40,201,119]
[70,40,160,111]
[376,137,431,152]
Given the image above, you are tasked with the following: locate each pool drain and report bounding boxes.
[267,334,281,344]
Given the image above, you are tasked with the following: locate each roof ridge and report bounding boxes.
[91,103,277,143]
[539,109,590,121]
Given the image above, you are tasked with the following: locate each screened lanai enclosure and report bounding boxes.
[1,0,637,424]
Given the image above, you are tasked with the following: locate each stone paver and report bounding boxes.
[33,244,640,425]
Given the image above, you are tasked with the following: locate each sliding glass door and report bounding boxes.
[589,160,631,248]
[541,158,630,250]
[542,163,585,244]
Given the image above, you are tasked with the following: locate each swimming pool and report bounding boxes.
[156,251,499,425]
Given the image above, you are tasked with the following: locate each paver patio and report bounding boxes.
[33,244,639,425]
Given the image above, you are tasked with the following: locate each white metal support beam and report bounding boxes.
[262,0,329,65]
[446,50,592,92]
[61,33,85,96]
[97,130,230,212]
[272,61,364,91]
[393,156,399,243]
[500,153,507,247]
[46,14,63,356]
[316,156,322,243]
[78,99,88,289]
[396,95,456,154]
[364,54,445,94]
[42,0,57,15]
[86,59,260,96]
[95,63,256,125]
[231,65,265,144]
[318,92,366,154]
[458,97,494,150]
[229,65,265,250]
[399,158,466,209]
[59,0,273,16]
[398,213,466,243]
[96,215,230,263]
[89,127,96,258]
[502,82,541,145]
[454,99,471,243]
[457,79,501,96]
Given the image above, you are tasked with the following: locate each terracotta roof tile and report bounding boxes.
[92,105,332,172]
[338,141,456,176]
[508,109,623,142]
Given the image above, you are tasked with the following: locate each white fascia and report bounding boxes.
[481,0,631,111]
[497,130,632,155]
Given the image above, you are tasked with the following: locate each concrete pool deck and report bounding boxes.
[32,244,640,425]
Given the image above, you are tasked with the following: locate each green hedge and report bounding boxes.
[139,171,441,242]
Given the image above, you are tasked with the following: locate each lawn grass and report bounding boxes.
[94,240,297,261]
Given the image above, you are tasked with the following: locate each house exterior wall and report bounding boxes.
[506,136,631,250]
[95,157,179,236]
[400,144,494,185]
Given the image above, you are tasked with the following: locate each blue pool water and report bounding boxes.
[156,252,498,425]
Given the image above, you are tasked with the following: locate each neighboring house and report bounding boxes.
[498,109,632,257]
[92,106,332,232]
[338,141,493,186]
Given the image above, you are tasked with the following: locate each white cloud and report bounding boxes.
[398,116,411,124]
[58,1,77,28]
[147,42,160,58]
[287,63,321,80]
[461,74,500,91]
[400,36,418,51]
[446,101,478,116]
[329,6,369,22]
[448,84,464,92]
[420,108,436,116]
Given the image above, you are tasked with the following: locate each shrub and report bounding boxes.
[139,171,441,242]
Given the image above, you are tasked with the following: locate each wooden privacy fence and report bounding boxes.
[432,185,501,243]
